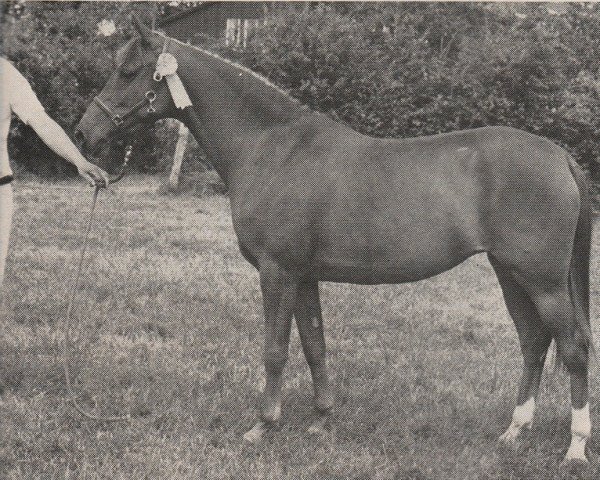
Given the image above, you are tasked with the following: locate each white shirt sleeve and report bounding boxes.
[3,60,45,125]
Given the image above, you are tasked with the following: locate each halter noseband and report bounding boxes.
[93,90,156,127]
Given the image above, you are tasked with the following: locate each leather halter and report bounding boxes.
[93,90,156,127]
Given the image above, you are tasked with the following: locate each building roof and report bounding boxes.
[159,3,216,28]
[158,2,264,28]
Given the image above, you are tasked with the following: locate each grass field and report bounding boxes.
[1,175,598,479]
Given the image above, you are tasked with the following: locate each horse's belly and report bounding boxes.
[312,240,480,285]
[309,198,485,283]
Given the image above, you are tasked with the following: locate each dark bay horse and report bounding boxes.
[75,19,594,464]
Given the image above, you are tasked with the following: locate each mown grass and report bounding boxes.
[1,175,598,479]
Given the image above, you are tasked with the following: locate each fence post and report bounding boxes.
[169,121,189,190]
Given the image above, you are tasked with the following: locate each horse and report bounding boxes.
[75,18,594,465]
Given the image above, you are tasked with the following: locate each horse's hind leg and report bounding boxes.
[489,256,552,443]
[294,281,334,434]
[493,255,591,463]
[529,286,591,465]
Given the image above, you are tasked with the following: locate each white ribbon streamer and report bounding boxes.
[165,74,192,110]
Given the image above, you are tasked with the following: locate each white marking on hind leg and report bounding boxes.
[499,397,535,443]
[564,404,590,463]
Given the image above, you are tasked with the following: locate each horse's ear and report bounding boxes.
[131,14,152,42]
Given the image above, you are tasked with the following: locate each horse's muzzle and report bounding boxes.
[74,126,110,160]
[74,128,87,153]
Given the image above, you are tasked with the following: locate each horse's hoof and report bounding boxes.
[561,435,590,470]
[497,432,519,448]
[307,415,329,436]
[243,421,270,444]
[559,457,589,473]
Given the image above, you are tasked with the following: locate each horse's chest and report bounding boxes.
[232,197,313,260]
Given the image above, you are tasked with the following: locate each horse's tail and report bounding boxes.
[566,156,595,362]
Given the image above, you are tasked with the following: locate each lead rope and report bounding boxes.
[63,185,131,422]
[63,148,137,422]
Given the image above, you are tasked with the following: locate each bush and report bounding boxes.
[153,119,208,175]
[247,2,600,181]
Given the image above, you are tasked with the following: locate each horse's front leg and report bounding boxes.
[243,258,297,444]
[294,281,334,435]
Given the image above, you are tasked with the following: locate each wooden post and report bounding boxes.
[169,121,189,190]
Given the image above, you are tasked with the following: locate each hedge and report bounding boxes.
[2,2,599,183]
[246,2,600,181]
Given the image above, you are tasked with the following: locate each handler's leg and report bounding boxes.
[0,182,13,290]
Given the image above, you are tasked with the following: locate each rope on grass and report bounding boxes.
[63,185,131,422]
[62,147,166,422]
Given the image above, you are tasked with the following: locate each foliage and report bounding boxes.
[153,119,208,176]
[248,2,600,181]
[2,2,600,184]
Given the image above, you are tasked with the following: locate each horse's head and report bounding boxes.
[75,17,177,160]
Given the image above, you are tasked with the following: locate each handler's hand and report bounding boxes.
[77,160,110,188]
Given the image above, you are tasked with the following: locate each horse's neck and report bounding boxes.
[175,44,307,186]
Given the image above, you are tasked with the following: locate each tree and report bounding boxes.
[2,1,599,185]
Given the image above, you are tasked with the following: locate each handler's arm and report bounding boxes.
[27,112,109,187]
[5,61,109,187]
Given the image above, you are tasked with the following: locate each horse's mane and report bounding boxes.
[153,31,304,108]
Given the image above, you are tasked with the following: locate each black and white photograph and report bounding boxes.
[1,1,599,478]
